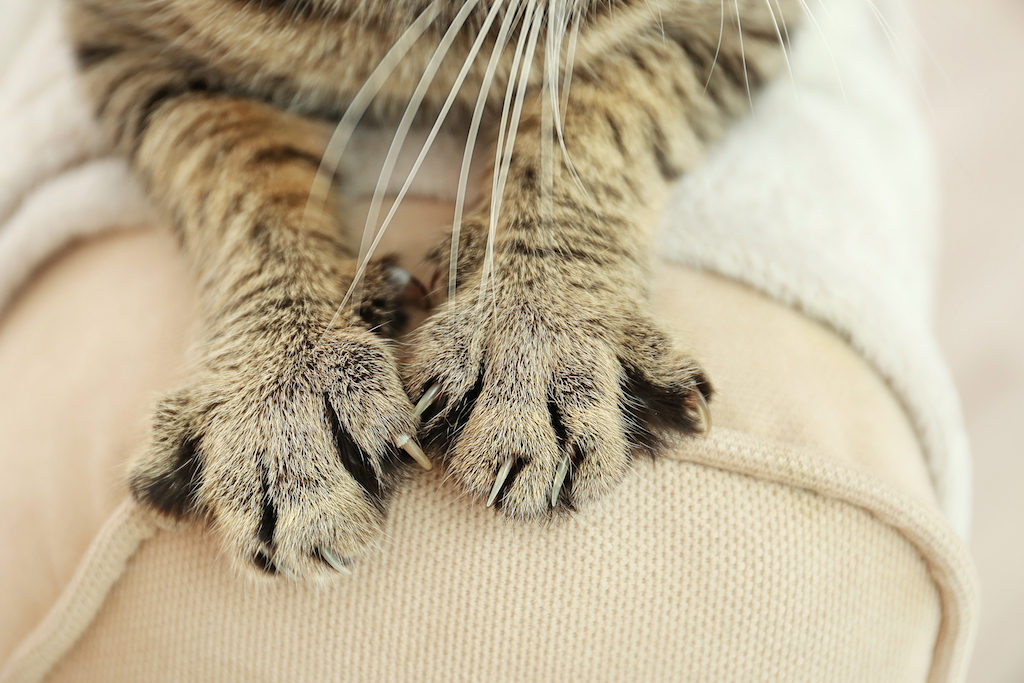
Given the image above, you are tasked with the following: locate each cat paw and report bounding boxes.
[403,291,711,519]
[130,327,426,579]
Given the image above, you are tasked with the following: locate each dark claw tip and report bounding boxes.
[253,551,278,575]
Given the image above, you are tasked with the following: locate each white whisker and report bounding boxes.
[553,2,586,194]
[450,0,528,301]
[560,4,582,120]
[481,0,543,306]
[859,0,906,69]
[325,0,483,337]
[643,0,667,41]
[372,0,508,271]
[855,0,942,136]
[772,0,792,45]
[542,9,555,227]
[733,0,754,111]
[763,0,794,85]
[304,1,442,223]
[703,0,726,92]
[794,0,847,102]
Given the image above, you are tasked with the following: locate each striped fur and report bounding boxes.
[66,0,799,579]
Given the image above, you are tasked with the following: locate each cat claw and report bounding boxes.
[396,434,432,470]
[487,458,514,508]
[386,266,412,288]
[550,454,571,507]
[152,514,186,532]
[386,266,430,309]
[413,383,442,419]
[691,390,712,435]
[319,548,353,575]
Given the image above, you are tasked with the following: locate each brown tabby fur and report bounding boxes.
[65,0,799,579]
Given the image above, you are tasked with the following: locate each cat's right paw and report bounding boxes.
[130,326,425,580]
[402,279,712,520]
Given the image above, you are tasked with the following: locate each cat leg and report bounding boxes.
[71,30,425,579]
[403,35,741,517]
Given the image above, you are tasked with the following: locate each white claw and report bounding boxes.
[487,458,514,508]
[386,266,412,288]
[153,514,180,532]
[320,548,353,575]
[692,390,712,436]
[397,434,432,470]
[551,454,571,508]
[413,383,442,419]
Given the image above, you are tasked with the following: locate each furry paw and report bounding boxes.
[403,284,711,518]
[130,326,425,579]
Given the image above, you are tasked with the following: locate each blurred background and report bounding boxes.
[909,0,1024,680]
[2,0,1022,679]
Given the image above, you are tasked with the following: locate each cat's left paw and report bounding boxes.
[403,288,711,518]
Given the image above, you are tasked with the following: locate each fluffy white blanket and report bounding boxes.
[0,1,970,536]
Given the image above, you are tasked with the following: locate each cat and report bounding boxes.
[65,0,798,579]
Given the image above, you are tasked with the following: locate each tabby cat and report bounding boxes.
[66,0,798,579]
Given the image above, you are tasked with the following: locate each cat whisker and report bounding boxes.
[733,0,754,111]
[305,0,443,224]
[481,0,544,309]
[543,0,581,198]
[703,0,726,93]
[450,0,528,302]
[334,0,485,329]
[763,0,795,85]
[794,0,847,102]
[555,3,587,194]
[365,0,506,278]
[858,0,913,74]
[773,0,793,44]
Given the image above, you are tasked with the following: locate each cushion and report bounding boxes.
[0,205,977,681]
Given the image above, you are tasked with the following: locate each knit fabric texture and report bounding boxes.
[0,233,978,683]
[39,451,947,682]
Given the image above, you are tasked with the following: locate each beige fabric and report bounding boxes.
[47,447,943,683]
[0,229,197,661]
[0,200,976,681]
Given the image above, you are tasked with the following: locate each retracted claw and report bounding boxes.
[320,548,353,575]
[413,383,442,420]
[487,458,514,508]
[691,390,712,436]
[152,514,183,532]
[387,266,430,308]
[550,454,571,508]
[396,434,432,470]
[386,266,412,288]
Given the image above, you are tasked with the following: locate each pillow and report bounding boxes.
[0,224,976,682]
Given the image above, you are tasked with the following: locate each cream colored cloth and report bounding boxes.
[0,227,977,682]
